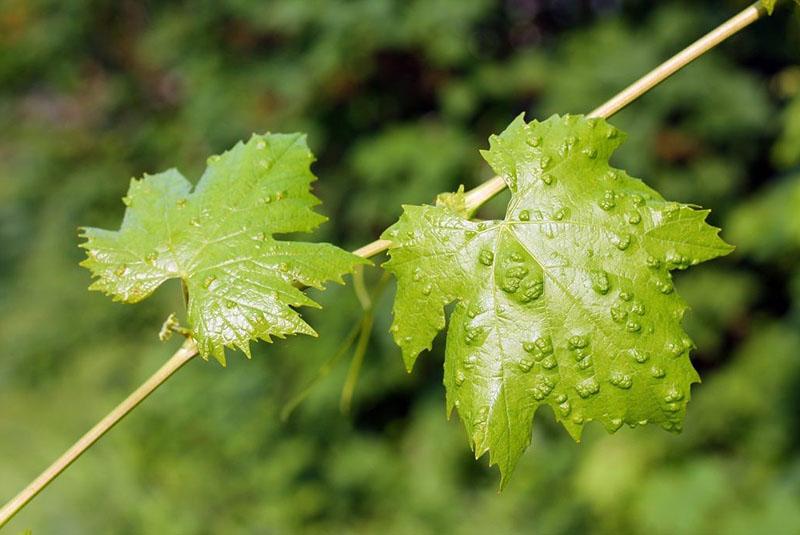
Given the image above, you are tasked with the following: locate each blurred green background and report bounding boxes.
[1,0,799,533]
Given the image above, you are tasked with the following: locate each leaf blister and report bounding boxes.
[81,133,368,364]
[382,114,733,486]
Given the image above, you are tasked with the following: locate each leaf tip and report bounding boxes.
[402,352,417,373]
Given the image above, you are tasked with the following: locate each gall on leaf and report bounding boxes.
[382,114,733,487]
[81,133,368,365]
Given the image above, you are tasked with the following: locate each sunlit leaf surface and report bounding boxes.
[382,115,733,485]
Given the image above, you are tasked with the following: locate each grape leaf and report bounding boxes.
[81,133,368,365]
[381,114,733,486]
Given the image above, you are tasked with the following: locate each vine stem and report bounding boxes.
[0,338,198,527]
[0,2,767,528]
[355,1,767,259]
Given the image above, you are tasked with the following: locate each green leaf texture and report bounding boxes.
[81,133,367,364]
[381,114,733,486]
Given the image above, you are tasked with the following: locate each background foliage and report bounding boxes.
[1,0,799,533]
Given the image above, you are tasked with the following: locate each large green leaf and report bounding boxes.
[382,114,733,485]
[81,133,367,364]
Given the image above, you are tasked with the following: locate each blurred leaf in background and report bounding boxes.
[1,0,799,533]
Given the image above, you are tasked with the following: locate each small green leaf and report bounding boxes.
[762,0,800,14]
[81,133,367,364]
[435,184,475,219]
[382,114,733,486]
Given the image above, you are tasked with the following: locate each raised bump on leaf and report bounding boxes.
[81,133,368,365]
[381,114,733,486]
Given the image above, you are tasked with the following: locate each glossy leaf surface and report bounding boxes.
[81,133,367,364]
[382,114,733,485]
